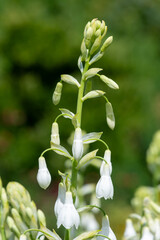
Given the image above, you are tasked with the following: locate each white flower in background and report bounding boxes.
[54,182,66,217]
[36,232,45,240]
[57,191,80,229]
[123,219,137,239]
[96,163,114,200]
[51,122,60,146]
[37,156,51,189]
[97,215,117,240]
[72,127,83,160]
[141,227,154,240]
[155,218,160,240]
[101,150,112,175]
[19,235,27,240]
[81,212,99,231]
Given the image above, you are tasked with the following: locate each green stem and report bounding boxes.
[76,59,90,127]
[71,160,78,190]
[96,234,111,240]
[85,204,106,216]
[64,229,70,240]
[71,59,90,192]
[0,226,6,240]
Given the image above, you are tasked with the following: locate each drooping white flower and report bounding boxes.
[100,150,112,175]
[123,219,137,239]
[81,212,99,231]
[37,156,51,189]
[96,163,114,200]
[72,127,83,160]
[54,182,66,217]
[97,215,117,240]
[141,227,154,240]
[57,191,80,229]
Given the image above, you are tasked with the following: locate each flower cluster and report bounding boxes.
[24,18,119,240]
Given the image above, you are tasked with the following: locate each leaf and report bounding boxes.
[41,226,62,240]
[78,56,83,73]
[59,108,74,119]
[73,230,99,240]
[51,143,71,158]
[82,90,105,101]
[83,68,102,80]
[82,132,103,144]
[61,74,80,88]
[77,149,98,169]
[106,102,115,130]
[72,114,78,128]
[89,51,104,65]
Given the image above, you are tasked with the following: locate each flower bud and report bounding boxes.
[72,128,83,160]
[100,75,119,89]
[37,157,51,189]
[51,122,60,146]
[52,82,63,105]
[106,102,115,130]
[38,209,46,226]
[101,36,113,52]
[90,36,102,55]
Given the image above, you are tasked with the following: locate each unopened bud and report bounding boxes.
[7,216,20,237]
[52,82,63,105]
[38,209,46,226]
[101,36,113,52]
[72,128,83,160]
[90,36,102,55]
[100,75,119,89]
[82,90,105,101]
[85,27,93,40]
[106,102,115,130]
[37,157,51,189]
[51,122,60,146]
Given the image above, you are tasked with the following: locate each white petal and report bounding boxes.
[96,176,114,200]
[123,219,136,239]
[141,227,154,240]
[57,192,80,229]
[100,162,110,176]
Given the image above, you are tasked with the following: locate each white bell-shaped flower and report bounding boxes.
[101,150,112,175]
[54,182,66,217]
[97,215,117,240]
[57,191,80,229]
[81,212,99,231]
[123,219,137,239]
[72,127,83,160]
[96,163,114,200]
[141,227,154,240]
[37,157,51,189]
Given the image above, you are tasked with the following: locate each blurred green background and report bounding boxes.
[0,0,160,238]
